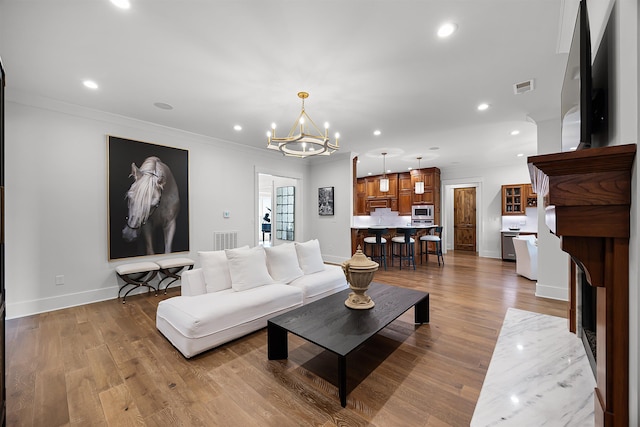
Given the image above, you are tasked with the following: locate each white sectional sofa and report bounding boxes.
[156,240,348,358]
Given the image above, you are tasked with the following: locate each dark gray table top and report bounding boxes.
[268,282,429,357]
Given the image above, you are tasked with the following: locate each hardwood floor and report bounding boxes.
[6,251,567,426]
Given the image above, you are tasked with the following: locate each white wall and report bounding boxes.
[5,94,307,318]
[304,152,353,264]
[606,0,639,423]
[534,117,570,301]
[441,161,533,259]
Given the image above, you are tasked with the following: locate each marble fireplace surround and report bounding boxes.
[528,144,636,427]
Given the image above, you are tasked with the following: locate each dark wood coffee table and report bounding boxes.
[267,282,429,407]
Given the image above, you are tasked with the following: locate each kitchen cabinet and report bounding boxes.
[355,178,367,215]
[502,183,537,214]
[398,173,413,215]
[365,174,397,199]
[502,184,525,215]
[412,169,436,204]
[524,184,537,207]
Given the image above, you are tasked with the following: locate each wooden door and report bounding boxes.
[454,187,476,251]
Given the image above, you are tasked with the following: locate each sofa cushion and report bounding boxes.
[225,246,274,291]
[264,243,304,284]
[156,284,303,339]
[289,263,348,303]
[198,250,233,293]
[294,239,325,274]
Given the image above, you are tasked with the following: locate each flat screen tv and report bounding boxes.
[561,0,592,152]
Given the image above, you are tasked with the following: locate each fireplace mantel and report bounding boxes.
[528,143,636,427]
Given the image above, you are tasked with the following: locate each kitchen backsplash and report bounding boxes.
[353,208,412,227]
[501,207,538,232]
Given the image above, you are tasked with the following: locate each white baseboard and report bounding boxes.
[6,284,178,319]
[480,250,502,259]
[535,282,569,301]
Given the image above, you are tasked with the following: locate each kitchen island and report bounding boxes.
[351,225,438,262]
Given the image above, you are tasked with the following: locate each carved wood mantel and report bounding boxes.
[528,144,636,427]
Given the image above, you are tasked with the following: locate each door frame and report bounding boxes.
[442,178,483,255]
[255,167,303,247]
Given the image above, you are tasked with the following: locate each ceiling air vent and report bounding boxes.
[513,79,535,95]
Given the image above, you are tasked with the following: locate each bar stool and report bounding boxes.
[420,226,444,266]
[363,228,388,270]
[391,227,416,270]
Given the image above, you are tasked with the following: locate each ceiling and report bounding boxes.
[0,0,577,177]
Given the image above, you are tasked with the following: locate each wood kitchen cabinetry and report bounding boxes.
[365,174,397,199]
[524,184,537,207]
[501,183,536,215]
[353,161,440,219]
[397,173,413,215]
[412,168,440,205]
[355,178,367,215]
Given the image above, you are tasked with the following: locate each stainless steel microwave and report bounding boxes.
[411,204,434,220]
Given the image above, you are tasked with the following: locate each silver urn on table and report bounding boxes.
[341,246,379,310]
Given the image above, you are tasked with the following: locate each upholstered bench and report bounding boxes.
[115,261,160,303]
[156,257,195,294]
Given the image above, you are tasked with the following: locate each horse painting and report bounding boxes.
[122,156,180,255]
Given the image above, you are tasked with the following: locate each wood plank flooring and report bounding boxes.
[6,251,567,426]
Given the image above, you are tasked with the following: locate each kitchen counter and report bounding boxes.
[353,224,438,230]
[350,226,438,256]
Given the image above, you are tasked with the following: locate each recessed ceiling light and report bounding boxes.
[368,172,372,175]
[83,80,98,90]
[477,103,490,111]
[510,130,520,136]
[234,125,242,131]
[110,0,131,9]
[408,167,413,170]
[373,130,381,136]
[437,22,457,38]
[154,102,173,110]
[517,153,524,157]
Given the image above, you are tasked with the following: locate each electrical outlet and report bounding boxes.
[55,275,64,286]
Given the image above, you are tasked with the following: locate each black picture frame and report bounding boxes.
[318,186,334,216]
[108,135,189,260]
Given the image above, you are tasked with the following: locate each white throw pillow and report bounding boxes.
[199,250,234,293]
[225,246,274,291]
[294,239,326,275]
[264,243,304,284]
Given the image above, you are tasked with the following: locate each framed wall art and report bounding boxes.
[108,135,189,260]
[318,186,334,216]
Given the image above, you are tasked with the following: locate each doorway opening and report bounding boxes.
[257,173,299,247]
[453,187,477,251]
[442,179,482,255]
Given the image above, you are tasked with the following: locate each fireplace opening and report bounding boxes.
[578,267,597,376]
